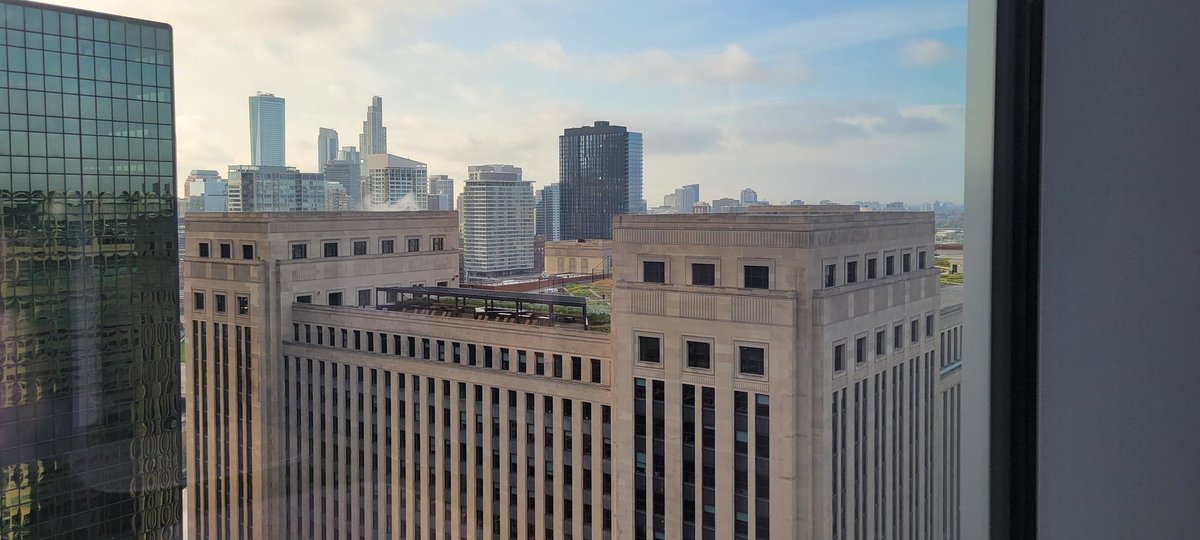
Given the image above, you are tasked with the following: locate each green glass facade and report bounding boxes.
[0,1,181,538]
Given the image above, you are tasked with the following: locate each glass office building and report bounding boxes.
[558,121,644,240]
[0,1,182,537]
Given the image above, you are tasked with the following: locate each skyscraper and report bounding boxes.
[462,165,535,278]
[323,159,362,210]
[359,95,387,155]
[740,187,759,204]
[676,183,700,213]
[535,183,562,241]
[249,92,285,166]
[428,174,456,211]
[317,127,339,172]
[364,154,427,210]
[0,2,182,537]
[559,121,645,239]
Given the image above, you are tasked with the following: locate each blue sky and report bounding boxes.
[57,0,967,204]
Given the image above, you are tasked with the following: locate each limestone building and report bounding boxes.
[183,208,961,539]
[545,239,613,276]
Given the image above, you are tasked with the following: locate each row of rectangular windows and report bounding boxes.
[281,357,614,538]
[290,321,606,385]
[635,335,766,377]
[826,249,930,289]
[2,5,173,51]
[833,314,936,373]
[191,291,249,316]
[290,237,444,259]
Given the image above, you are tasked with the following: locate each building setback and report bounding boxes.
[462,164,535,278]
[249,92,285,166]
[359,95,387,156]
[558,121,644,240]
[183,207,962,540]
[0,1,183,537]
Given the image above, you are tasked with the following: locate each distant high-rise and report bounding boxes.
[249,92,285,166]
[323,159,362,210]
[0,2,182,537]
[324,181,351,211]
[184,169,222,197]
[337,145,360,163]
[364,154,427,209]
[559,121,644,239]
[318,127,339,172]
[359,96,387,155]
[185,170,229,212]
[462,165,535,278]
[428,175,456,211]
[740,187,758,204]
[535,183,562,241]
[227,165,326,212]
[677,184,700,213]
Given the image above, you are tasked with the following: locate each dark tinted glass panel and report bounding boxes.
[745,266,769,289]
[692,263,715,286]
[739,346,765,375]
[643,261,665,283]
[638,336,661,364]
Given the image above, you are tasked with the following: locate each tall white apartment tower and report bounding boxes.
[249,92,285,166]
[364,154,428,209]
[359,95,387,155]
[462,164,535,278]
[611,207,941,539]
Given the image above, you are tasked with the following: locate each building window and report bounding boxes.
[911,320,919,343]
[686,340,711,370]
[825,264,837,287]
[242,244,254,260]
[236,296,249,316]
[358,289,371,307]
[744,265,770,289]
[926,314,934,337]
[291,243,307,259]
[846,261,858,284]
[324,242,339,257]
[192,292,205,311]
[834,343,845,372]
[918,250,927,270]
[198,242,210,257]
[855,337,866,364]
[353,240,367,256]
[436,281,448,287]
[738,345,766,376]
[692,263,715,286]
[381,239,395,254]
[296,295,312,304]
[903,253,912,272]
[219,243,232,259]
[328,292,343,306]
[894,324,903,350]
[867,258,877,279]
[407,238,421,252]
[875,330,885,356]
[432,237,445,251]
[591,359,602,383]
[215,294,227,313]
[643,261,665,283]
[637,336,661,364]
[885,255,895,276]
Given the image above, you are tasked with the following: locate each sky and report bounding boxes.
[52,0,967,204]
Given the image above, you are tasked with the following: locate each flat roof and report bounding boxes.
[377,286,587,309]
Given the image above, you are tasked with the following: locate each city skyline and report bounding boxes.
[36,0,967,204]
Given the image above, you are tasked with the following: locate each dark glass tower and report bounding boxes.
[0,1,182,538]
[558,121,643,240]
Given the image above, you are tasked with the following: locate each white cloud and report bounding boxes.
[497,41,572,70]
[901,39,953,67]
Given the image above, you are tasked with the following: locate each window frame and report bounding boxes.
[235,295,250,317]
[689,261,717,286]
[832,340,846,373]
[642,260,666,284]
[635,333,663,366]
[290,242,308,260]
[192,290,204,311]
[683,337,714,372]
[742,263,771,290]
[327,290,344,307]
[380,238,395,254]
[735,342,768,378]
[323,241,339,258]
[406,236,421,253]
[198,242,210,258]
[352,239,368,256]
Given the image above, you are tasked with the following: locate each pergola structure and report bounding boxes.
[375,286,590,329]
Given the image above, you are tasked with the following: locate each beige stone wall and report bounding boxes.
[544,240,612,275]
